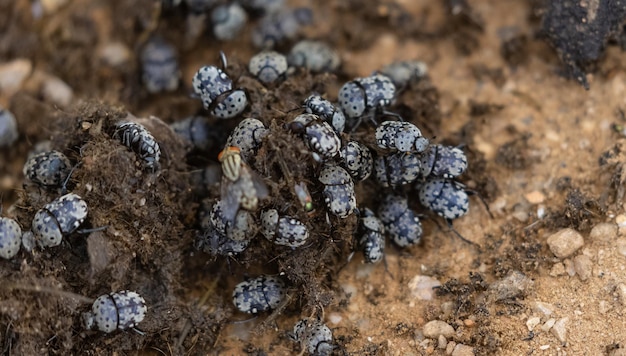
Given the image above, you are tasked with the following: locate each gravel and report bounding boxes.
[541,318,556,332]
[446,341,456,355]
[451,343,475,356]
[564,259,576,276]
[589,223,617,242]
[531,301,554,316]
[546,228,584,258]
[0,59,32,96]
[573,254,593,281]
[551,317,568,343]
[549,262,566,277]
[41,75,73,107]
[438,335,448,349]
[526,316,541,331]
[616,239,626,257]
[408,275,441,300]
[423,320,455,338]
[488,270,533,301]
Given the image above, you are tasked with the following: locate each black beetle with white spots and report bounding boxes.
[232,275,286,314]
[83,290,147,333]
[0,3,495,351]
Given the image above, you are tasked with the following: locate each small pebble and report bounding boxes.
[440,302,455,319]
[589,223,617,242]
[463,319,475,327]
[328,313,342,324]
[573,254,593,281]
[408,275,441,301]
[524,190,545,204]
[451,343,474,356]
[422,320,455,338]
[0,59,32,96]
[549,262,566,277]
[526,316,540,331]
[539,345,550,350]
[41,75,73,107]
[488,270,533,301]
[511,204,529,222]
[446,341,457,355]
[537,204,546,218]
[550,317,568,343]
[563,259,576,276]
[617,283,626,305]
[438,335,447,349]
[546,228,584,258]
[541,318,556,332]
[531,302,554,316]
[616,214,626,228]
[41,0,68,13]
[616,239,626,256]
[99,42,132,67]
[599,300,611,314]
[341,283,357,300]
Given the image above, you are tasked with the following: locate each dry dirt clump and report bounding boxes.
[1,102,224,354]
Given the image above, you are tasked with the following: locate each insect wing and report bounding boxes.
[250,168,268,200]
[220,174,243,224]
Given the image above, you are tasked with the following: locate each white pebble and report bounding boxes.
[539,345,550,350]
[616,214,626,228]
[41,75,73,107]
[537,205,546,218]
[356,263,375,279]
[549,262,566,277]
[541,318,556,332]
[531,301,554,316]
[341,283,357,300]
[446,341,457,355]
[546,228,584,258]
[451,343,474,356]
[599,300,611,314]
[440,301,455,319]
[488,270,533,301]
[573,254,593,281]
[423,320,455,338]
[99,42,132,67]
[551,317,568,343]
[526,316,541,331]
[617,239,626,256]
[408,275,441,300]
[438,335,447,349]
[590,223,617,242]
[0,59,32,96]
[328,313,342,325]
[41,0,68,13]
[563,259,576,276]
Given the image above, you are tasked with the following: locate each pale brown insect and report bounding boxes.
[218,146,268,222]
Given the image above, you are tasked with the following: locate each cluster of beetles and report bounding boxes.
[0,0,486,353]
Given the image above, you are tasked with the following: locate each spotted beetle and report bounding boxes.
[83,290,147,333]
[232,275,286,314]
[260,209,309,247]
[378,195,422,247]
